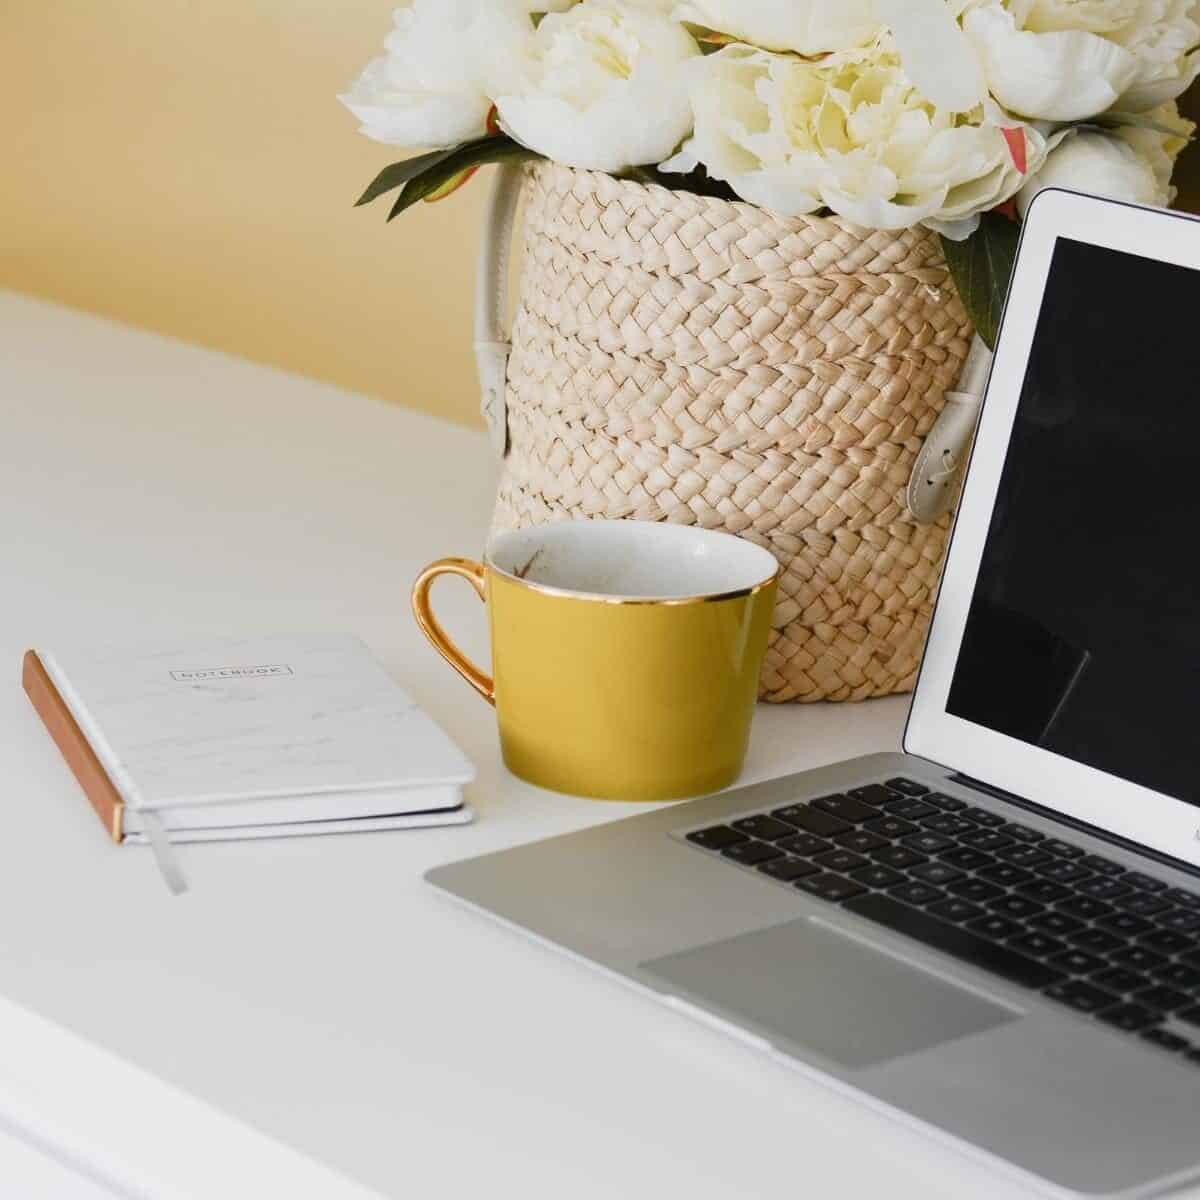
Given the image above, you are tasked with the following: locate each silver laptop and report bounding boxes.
[428,190,1200,1199]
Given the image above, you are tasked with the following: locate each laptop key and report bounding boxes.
[796,873,866,903]
[1133,985,1190,1013]
[909,862,964,886]
[1141,929,1195,955]
[812,794,878,823]
[989,895,1043,919]
[722,840,783,866]
[1153,962,1200,988]
[902,832,955,855]
[1058,895,1113,920]
[928,898,983,923]
[1100,912,1154,935]
[1115,892,1171,917]
[814,849,868,873]
[778,833,832,857]
[1098,1004,1159,1032]
[1001,823,1044,844]
[966,915,1023,940]
[1158,909,1200,933]
[940,847,994,870]
[1068,928,1123,953]
[885,777,930,796]
[1009,932,1067,958]
[847,784,899,806]
[922,815,975,836]
[889,881,945,907]
[1042,839,1084,859]
[1044,980,1118,1014]
[773,805,852,837]
[978,863,1034,886]
[997,845,1053,868]
[1037,860,1093,884]
[959,830,1014,852]
[1110,946,1167,972]
[925,793,968,812]
[844,893,1066,989]
[947,878,1004,903]
[732,815,796,842]
[964,808,1006,828]
[872,845,927,869]
[1093,967,1148,994]
[849,864,905,890]
[863,815,917,839]
[1122,872,1166,893]
[1163,887,1200,911]
[835,830,889,854]
[757,856,821,882]
[1030,911,1084,936]
[1077,877,1133,900]
[889,799,938,821]
[1080,855,1124,877]
[1018,880,1072,904]
[1048,949,1106,975]
[687,825,748,851]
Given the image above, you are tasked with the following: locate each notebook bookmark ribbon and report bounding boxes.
[138,809,189,895]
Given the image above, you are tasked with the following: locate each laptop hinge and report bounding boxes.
[951,773,1200,881]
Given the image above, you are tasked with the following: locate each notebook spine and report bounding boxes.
[22,650,125,843]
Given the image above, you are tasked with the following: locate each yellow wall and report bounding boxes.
[1,1,488,427]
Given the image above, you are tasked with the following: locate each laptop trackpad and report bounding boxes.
[642,917,1017,1069]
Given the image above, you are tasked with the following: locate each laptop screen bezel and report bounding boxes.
[905,187,1200,871]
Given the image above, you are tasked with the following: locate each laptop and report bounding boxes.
[428,189,1200,1198]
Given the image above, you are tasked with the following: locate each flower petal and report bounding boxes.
[873,0,985,112]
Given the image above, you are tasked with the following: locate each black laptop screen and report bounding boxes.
[946,236,1200,808]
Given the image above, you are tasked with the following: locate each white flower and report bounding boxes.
[962,0,1200,121]
[495,0,701,172]
[340,0,534,148]
[670,0,880,54]
[666,41,1046,232]
[1113,101,1196,199]
[962,2,1141,120]
[1015,129,1161,216]
[1110,0,1200,110]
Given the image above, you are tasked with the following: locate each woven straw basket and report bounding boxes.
[475,161,977,703]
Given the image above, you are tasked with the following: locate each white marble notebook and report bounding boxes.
[39,633,475,840]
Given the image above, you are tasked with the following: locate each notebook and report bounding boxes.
[23,634,475,888]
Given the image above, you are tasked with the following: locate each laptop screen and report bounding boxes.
[946,236,1200,809]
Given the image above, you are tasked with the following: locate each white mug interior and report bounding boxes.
[487,520,778,601]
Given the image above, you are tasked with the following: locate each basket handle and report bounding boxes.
[474,163,525,458]
[906,335,992,524]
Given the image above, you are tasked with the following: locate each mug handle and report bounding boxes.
[411,558,495,706]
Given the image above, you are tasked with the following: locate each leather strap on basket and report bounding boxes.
[474,164,991,523]
[474,163,524,458]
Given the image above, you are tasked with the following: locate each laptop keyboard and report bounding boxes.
[682,777,1200,1066]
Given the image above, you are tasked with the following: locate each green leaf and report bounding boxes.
[386,135,538,220]
[940,213,1020,350]
[355,147,462,207]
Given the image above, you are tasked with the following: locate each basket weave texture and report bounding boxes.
[492,162,973,702]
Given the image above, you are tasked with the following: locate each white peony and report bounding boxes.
[340,0,533,148]
[666,41,1046,232]
[1113,101,1196,199]
[1015,129,1162,216]
[495,0,701,172]
[670,0,880,53]
[962,0,1200,120]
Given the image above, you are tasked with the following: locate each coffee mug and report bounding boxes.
[411,520,778,802]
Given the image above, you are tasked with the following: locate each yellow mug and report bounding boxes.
[412,520,778,802]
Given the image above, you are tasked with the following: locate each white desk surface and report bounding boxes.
[0,290,1173,1200]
